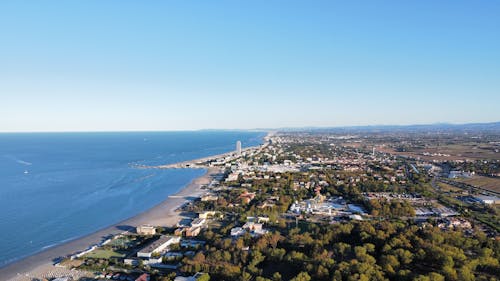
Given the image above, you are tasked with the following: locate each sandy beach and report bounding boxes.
[0,166,222,281]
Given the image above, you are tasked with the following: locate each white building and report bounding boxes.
[175,273,207,281]
[236,141,242,155]
[137,225,156,235]
[191,218,206,228]
[137,235,180,258]
[474,195,500,205]
[230,227,246,237]
[448,171,473,179]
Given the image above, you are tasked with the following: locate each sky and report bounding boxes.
[0,1,499,132]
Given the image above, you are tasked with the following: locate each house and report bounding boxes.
[137,235,180,258]
[185,226,201,237]
[124,258,140,266]
[257,216,270,223]
[136,225,156,235]
[174,228,185,236]
[201,194,218,201]
[136,273,150,281]
[242,222,267,236]
[230,227,246,237]
[198,211,222,219]
[191,218,206,228]
[438,218,472,230]
[242,222,262,232]
[225,173,239,182]
[239,191,256,204]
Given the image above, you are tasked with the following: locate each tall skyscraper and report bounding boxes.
[236,140,242,155]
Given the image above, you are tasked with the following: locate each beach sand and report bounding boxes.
[0,167,222,281]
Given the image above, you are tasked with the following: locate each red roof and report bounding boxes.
[135,273,149,281]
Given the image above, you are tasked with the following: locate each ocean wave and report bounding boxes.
[3,155,33,166]
[17,160,33,166]
[133,174,155,183]
[41,243,57,250]
[60,236,79,243]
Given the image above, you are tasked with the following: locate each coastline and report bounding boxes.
[0,166,222,281]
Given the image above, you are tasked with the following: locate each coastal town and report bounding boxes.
[2,0,500,280]
[6,130,500,281]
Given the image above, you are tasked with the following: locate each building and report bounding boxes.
[448,171,473,179]
[239,191,256,204]
[174,273,207,281]
[474,195,500,205]
[230,227,246,237]
[258,216,270,223]
[175,228,187,236]
[137,235,180,258]
[191,218,206,228]
[236,141,242,155]
[136,225,156,235]
[242,222,263,232]
[124,258,140,266]
[185,226,201,237]
[201,194,218,201]
[198,211,223,219]
[349,214,363,221]
[226,172,239,182]
[181,239,206,248]
[136,273,150,281]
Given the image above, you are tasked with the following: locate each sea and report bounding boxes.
[0,131,265,267]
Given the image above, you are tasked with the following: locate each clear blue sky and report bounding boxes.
[0,1,499,132]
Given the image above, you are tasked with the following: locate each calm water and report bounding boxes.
[0,131,265,267]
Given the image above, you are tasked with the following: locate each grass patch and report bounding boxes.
[437,182,463,193]
[84,248,125,259]
[455,176,500,193]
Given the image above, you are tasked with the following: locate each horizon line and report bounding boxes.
[1,121,499,133]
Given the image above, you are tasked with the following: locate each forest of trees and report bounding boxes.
[181,220,499,281]
[177,143,500,281]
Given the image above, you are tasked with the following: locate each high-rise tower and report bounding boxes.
[236,141,242,155]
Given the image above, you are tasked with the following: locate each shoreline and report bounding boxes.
[0,132,271,281]
[0,166,222,281]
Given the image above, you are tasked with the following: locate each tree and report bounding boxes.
[458,267,475,281]
[269,231,283,249]
[427,272,445,281]
[290,272,311,281]
[193,252,206,263]
[272,272,282,281]
[197,273,210,281]
[240,271,252,281]
[380,254,399,274]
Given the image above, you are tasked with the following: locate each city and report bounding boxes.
[33,126,500,281]
[1,2,499,281]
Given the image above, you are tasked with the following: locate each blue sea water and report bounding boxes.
[0,131,265,267]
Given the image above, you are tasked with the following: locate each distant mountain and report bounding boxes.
[270,122,500,133]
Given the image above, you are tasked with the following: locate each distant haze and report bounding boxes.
[0,1,499,132]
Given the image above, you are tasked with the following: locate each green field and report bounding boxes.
[108,236,137,248]
[456,175,500,193]
[84,248,125,259]
[437,182,463,193]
